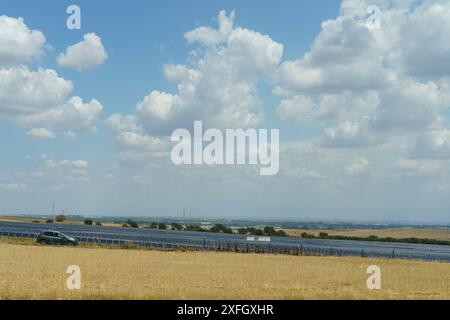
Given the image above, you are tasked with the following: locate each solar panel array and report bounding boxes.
[0,221,449,261]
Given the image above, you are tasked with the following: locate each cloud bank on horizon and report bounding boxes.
[0,0,450,222]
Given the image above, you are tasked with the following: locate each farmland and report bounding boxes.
[284,228,450,242]
[0,241,449,300]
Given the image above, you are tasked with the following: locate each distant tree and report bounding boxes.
[185,225,204,232]
[301,232,315,238]
[84,219,93,225]
[32,220,40,223]
[46,219,54,224]
[95,221,102,226]
[171,223,183,230]
[237,228,248,235]
[211,224,232,233]
[254,229,264,236]
[55,215,66,222]
[319,232,329,239]
[124,219,139,228]
[246,227,256,234]
[129,221,139,228]
[276,230,287,237]
[263,226,277,236]
[158,223,167,230]
[195,225,206,232]
[150,222,158,229]
[210,224,222,233]
[122,224,129,227]
[224,227,233,234]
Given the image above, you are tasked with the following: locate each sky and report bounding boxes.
[1,0,450,223]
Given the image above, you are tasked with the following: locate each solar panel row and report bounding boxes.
[0,221,449,261]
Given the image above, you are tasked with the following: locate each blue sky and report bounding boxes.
[1,0,450,222]
[0,0,340,166]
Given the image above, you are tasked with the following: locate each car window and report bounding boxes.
[43,232,52,236]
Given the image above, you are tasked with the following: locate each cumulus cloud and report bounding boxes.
[57,33,108,71]
[0,66,103,137]
[276,91,378,126]
[15,96,103,134]
[106,113,167,152]
[184,10,235,46]
[116,132,166,151]
[0,18,104,139]
[274,0,450,150]
[0,16,46,67]
[0,66,73,115]
[26,128,55,140]
[322,120,375,148]
[137,10,283,133]
[108,10,283,155]
[397,1,450,78]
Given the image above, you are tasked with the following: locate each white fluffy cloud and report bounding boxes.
[57,33,108,71]
[15,96,103,133]
[108,10,283,153]
[322,120,375,148]
[0,66,73,115]
[184,10,235,46]
[140,11,280,132]
[26,128,56,140]
[274,0,450,158]
[397,1,450,78]
[0,17,103,139]
[0,16,46,67]
[0,66,103,137]
[105,114,167,152]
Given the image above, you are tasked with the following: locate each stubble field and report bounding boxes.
[0,242,449,300]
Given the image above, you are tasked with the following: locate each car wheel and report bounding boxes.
[39,239,48,245]
[67,242,75,246]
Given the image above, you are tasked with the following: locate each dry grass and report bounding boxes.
[0,242,448,300]
[0,215,122,227]
[0,216,44,223]
[284,228,450,241]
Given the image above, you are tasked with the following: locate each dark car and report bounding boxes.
[36,230,78,246]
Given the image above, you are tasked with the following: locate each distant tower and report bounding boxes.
[183,209,186,219]
[52,200,55,216]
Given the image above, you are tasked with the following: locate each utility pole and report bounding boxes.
[52,200,55,216]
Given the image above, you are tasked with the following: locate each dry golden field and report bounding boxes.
[284,228,450,241]
[0,242,449,300]
[0,215,121,227]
